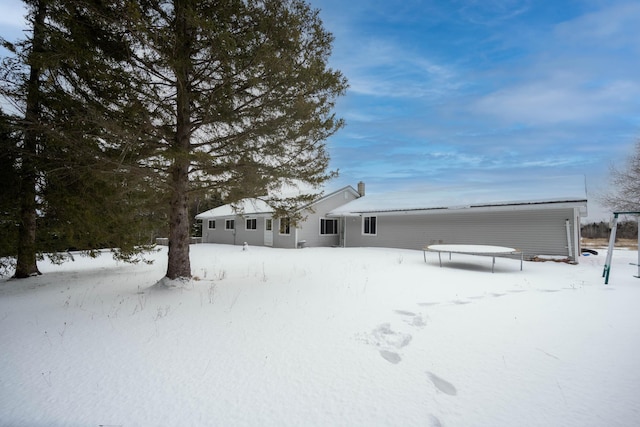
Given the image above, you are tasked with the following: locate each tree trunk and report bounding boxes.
[14,0,46,278]
[165,0,192,280]
[15,173,40,278]
[166,157,191,279]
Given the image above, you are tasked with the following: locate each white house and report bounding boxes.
[195,177,588,261]
[195,185,362,248]
[328,177,588,261]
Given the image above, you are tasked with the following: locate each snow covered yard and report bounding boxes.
[1,244,639,426]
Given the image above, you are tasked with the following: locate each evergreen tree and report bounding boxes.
[0,0,165,277]
[8,0,46,277]
[2,0,346,282]
[0,110,21,273]
[112,0,347,280]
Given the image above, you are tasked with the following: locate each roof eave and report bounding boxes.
[330,199,588,217]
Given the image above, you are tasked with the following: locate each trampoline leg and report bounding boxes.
[438,252,442,267]
[492,256,495,273]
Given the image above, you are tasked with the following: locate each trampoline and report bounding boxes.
[424,244,523,273]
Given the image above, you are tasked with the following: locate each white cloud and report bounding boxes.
[469,2,640,126]
[454,0,532,25]
[472,79,640,125]
[554,2,640,49]
[346,52,461,99]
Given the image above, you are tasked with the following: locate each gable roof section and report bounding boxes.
[195,199,272,219]
[195,185,359,219]
[329,176,588,216]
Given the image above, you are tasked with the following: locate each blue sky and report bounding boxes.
[309,0,640,220]
[2,0,639,221]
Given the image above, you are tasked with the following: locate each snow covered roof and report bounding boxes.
[195,185,359,219]
[195,199,272,219]
[329,176,588,216]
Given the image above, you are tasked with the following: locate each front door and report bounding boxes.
[264,218,273,247]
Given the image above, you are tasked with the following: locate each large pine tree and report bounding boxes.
[112,0,347,280]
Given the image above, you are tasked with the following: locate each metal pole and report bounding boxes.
[636,216,640,279]
[603,214,619,284]
[565,219,573,259]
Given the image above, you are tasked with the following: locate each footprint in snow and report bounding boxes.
[394,309,416,316]
[379,350,401,364]
[395,310,427,327]
[358,323,412,364]
[372,323,412,349]
[427,371,457,396]
[418,302,440,307]
[428,414,443,427]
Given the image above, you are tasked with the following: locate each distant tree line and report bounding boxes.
[581,221,638,240]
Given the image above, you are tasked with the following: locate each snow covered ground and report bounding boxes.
[1,244,639,426]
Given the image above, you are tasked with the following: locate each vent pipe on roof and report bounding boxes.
[357,181,365,197]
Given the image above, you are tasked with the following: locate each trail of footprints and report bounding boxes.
[361,289,569,391]
[357,286,573,425]
[358,307,457,426]
[361,289,532,366]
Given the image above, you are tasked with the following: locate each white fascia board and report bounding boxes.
[326,212,361,217]
[334,200,588,217]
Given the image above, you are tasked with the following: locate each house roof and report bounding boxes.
[195,199,272,218]
[328,176,588,216]
[195,185,359,219]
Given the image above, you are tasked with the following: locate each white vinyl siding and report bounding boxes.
[295,189,359,248]
[343,208,579,260]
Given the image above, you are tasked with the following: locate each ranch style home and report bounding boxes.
[196,177,588,262]
[195,185,363,249]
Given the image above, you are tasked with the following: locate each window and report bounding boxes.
[207,220,216,229]
[225,219,235,230]
[246,218,257,230]
[363,216,377,235]
[320,218,338,235]
[279,218,290,235]
[265,218,273,231]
